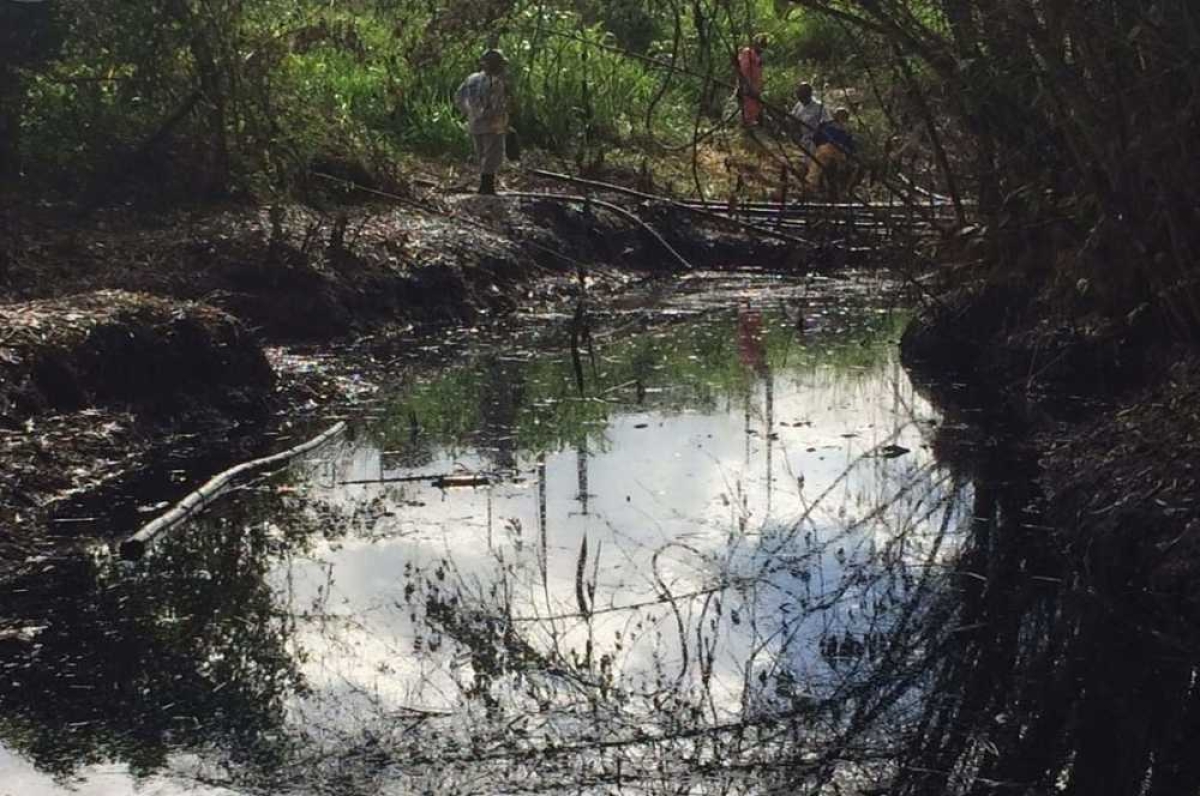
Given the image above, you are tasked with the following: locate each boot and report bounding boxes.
[479,174,496,195]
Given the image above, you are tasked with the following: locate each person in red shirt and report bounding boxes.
[735,36,768,128]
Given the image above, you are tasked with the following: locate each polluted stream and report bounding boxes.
[2,271,1195,795]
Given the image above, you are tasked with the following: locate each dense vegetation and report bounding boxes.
[4,4,1200,794]
[0,0,861,198]
[788,0,1200,340]
[2,0,1198,332]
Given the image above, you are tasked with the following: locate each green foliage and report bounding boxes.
[505,20,665,151]
[770,7,856,70]
[6,0,893,199]
[579,0,661,54]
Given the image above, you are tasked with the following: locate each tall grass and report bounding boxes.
[505,24,669,151]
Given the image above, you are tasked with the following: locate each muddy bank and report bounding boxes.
[0,193,684,567]
[2,194,803,343]
[901,285,1200,620]
[5,199,592,341]
[0,291,273,575]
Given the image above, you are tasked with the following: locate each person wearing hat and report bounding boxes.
[455,48,511,195]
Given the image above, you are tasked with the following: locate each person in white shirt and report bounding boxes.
[455,49,511,195]
[789,82,831,180]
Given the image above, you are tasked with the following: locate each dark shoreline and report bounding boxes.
[901,284,1200,623]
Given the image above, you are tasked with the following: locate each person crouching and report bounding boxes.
[808,107,858,200]
[455,49,511,195]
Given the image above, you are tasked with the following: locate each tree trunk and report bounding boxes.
[165,0,233,197]
[190,28,231,196]
[691,0,725,118]
[0,67,22,183]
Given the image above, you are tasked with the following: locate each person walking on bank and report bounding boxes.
[455,48,511,195]
[735,36,768,128]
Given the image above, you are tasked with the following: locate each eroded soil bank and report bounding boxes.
[2,194,804,340]
[0,291,273,570]
[901,284,1200,620]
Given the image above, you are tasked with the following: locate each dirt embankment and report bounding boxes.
[0,291,274,574]
[4,199,602,340]
[2,195,798,342]
[901,282,1200,621]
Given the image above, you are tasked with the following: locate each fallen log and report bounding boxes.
[120,421,347,560]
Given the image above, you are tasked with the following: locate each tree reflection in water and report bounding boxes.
[885,426,1200,796]
[0,487,338,783]
[262,436,971,794]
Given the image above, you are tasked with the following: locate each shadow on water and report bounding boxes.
[0,489,341,786]
[2,273,1199,794]
[877,406,1200,796]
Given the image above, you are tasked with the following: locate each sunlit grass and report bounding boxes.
[14,1,885,195]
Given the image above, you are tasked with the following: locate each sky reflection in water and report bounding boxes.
[287,351,946,716]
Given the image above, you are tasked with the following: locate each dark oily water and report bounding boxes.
[4,273,1192,795]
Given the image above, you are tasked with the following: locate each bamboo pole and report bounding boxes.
[524,169,815,247]
[526,169,943,239]
[120,421,347,560]
[338,472,494,488]
[501,190,699,271]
